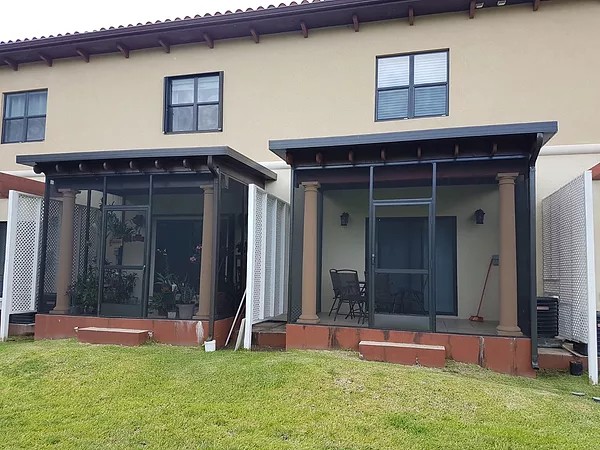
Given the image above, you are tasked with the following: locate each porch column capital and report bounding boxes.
[57,188,79,198]
[202,185,214,195]
[301,181,320,192]
[496,173,519,184]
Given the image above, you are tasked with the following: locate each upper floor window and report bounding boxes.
[2,90,48,143]
[165,73,222,133]
[376,51,448,121]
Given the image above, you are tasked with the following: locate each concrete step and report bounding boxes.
[76,327,151,346]
[359,340,446,368]
[252,329,286,349]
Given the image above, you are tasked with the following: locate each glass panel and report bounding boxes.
[170,78,195,104]
[27,91,47,116]
[414,85,447,117]
[5,93,26,118]
[26,117,46,141]
[377,56,409,88]
[104,210,147,267]
[377,89,408,120]
[414,52,448,85]
[197,76,220,103]
[3,118,25,142]
[170,106,194,132]
[197,104,219,131]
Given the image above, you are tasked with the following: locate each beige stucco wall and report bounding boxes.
[321,185,500,320]
[0,0,599,174]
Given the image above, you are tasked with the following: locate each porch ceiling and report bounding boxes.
[270,121,558,169]
[15,146,277,181]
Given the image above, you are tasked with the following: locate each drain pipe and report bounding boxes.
[206,156,220,343]
[529,137,542,370]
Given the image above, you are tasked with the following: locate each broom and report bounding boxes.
[469,256,495,322]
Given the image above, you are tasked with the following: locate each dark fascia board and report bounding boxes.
[16,146,277,181]
[269,121,559,158]
[0,0,533,68]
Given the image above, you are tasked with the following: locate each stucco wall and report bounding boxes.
[321,185,500,320]
[0,1,599,175]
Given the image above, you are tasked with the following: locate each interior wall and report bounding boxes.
[321,185,500,320]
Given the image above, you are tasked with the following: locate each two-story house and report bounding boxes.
[1,0,599,376]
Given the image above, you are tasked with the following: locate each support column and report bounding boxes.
[195,186,214,320]
[496,173,522,336]
[51,189,77,315]
[298,181,320,324]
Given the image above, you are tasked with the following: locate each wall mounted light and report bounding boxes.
[474,209,485,225]
[340,212,350,227]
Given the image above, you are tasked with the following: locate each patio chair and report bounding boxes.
[334,269,367,323]
[328,269,341,316]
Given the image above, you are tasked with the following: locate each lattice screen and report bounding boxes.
[43,199,62,295]
[1,192,42,318]
[542,173,592,343]
[244,185,290,349]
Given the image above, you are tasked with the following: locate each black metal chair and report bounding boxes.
[334,269,367,323]
[328,269,341,316]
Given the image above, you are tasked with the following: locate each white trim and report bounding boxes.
[540,144,600,157]
[258,161,290,171]
[584,171,598,385]
[1,170,45,179]
[0,191,17,341]
[244,185,258,350]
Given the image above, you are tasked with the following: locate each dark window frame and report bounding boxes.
[375,49,449,122]
[163,72,223,134]
[2,89,48,144]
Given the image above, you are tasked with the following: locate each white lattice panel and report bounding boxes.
[244,185,290,349]
[542,173,591,343]
[1,191,42,340]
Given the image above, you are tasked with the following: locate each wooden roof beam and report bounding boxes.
[533,0,540,11]
[408,7,415,26]
[75,48,90,63]
[39,53,52,67]
[250,28,260,43]
[3,58,18,71]
[352,14,359,32]
[300,21,308,38]
[158,38,171,53]
[203,33,214,49]
[116,42,130,58]
[469,0,476,19]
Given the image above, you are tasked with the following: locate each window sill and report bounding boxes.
[375,114,448,123]
[164,129,223,135]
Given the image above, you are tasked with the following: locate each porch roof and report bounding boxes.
[269,121,558,168]
[16,146,277,181]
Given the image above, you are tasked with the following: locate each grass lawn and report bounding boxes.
[0,340,599,449]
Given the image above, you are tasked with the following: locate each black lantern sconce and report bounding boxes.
[340,212,350,227]
[474,209,485,225]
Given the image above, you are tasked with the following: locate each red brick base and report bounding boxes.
[287,324,536,377]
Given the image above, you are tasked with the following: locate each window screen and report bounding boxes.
[2,90,48,143]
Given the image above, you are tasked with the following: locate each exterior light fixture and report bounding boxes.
[340,212,350,227]
[475,209,485,225]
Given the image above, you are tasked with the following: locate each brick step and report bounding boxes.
[359,340,446,368]
[252,330,286,349]
[76,327,150,346]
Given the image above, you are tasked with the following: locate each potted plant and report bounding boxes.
[155,272,178,318]
[106,212,134,247]
[176,281,196,320]
[130,214,145,242]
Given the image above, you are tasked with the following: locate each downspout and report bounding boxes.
[206,156,220,341]
[529,133,543,370]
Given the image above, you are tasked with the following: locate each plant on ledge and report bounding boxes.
[68,266,99,315]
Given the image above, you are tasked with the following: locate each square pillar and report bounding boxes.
[298,181,320,324]
[496,173,522,336]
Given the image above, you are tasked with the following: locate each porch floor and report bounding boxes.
[257,313,500,336]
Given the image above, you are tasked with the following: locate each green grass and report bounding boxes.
[0,340,599,449]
